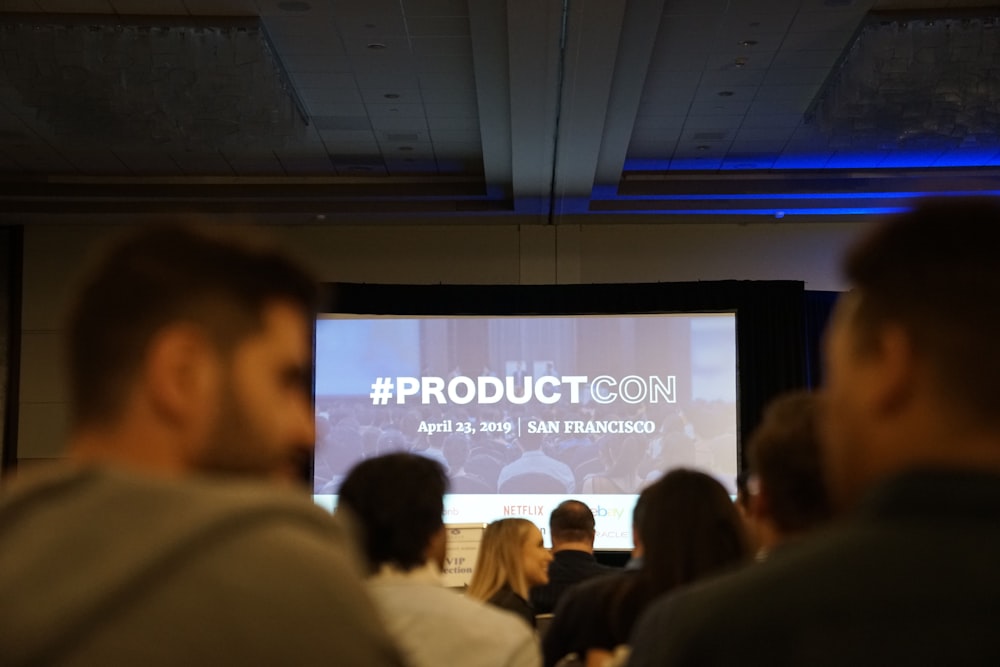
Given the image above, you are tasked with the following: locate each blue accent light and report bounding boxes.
[933,152,1000,167]
[771,154,832,169]
[623,158,673,170]
[590,190,1000,201]
[623,151,1000,172]
[669,157,723,170]
[878,153,945,168]
[824,152,887,168]
[613,207,912,216]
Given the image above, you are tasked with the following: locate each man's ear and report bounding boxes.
[748,484,770,520]
[866,324,916,418]
[425,524,448,571]
[143,324,221,428]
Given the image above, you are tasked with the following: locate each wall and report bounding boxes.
[16,219,864,461]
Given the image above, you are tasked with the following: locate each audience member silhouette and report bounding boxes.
[0,226,404,666]
[742,389,832,559]
[498,430,576,493]
[544,468,749,666]
[468,517,554,628]
[628,197,1000,666]
[338,453,541,667]
[530,500,618,614]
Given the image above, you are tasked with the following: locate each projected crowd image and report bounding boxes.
[313,314,737,549]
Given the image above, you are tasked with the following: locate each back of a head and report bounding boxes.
[467,517,534,601]
[337,453,448,573]
[636,468,749,593]
[442,432,471,471]
[67,225,317,430]
[549,499,596,547]
[747,390,832,534]
[608,468,749,641]
[844,196,1000,428]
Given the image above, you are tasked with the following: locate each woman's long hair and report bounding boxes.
[466,517,537,602]
[610,468,750,641]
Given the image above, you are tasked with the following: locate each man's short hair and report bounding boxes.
[549,499,596,544]
[66,226,317,428]
[746,390,831,533]
[843,196,1000,427]
[337,453,449,573]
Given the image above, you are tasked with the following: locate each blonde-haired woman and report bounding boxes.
[468,517,553,628]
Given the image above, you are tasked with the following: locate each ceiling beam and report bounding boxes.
[550,0,629,214]
[592,0,667,193]
[506,0,564,216]
[468,0,514,202]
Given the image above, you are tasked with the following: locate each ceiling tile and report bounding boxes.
[300,87,364,106]
[274,150,336,174]
[370,115,428,132]
[406,16,470,37]
[401,0,468,16]
[366,103,426,119]
[762,67,831,85]
[291,72,358,89]
[699,68,767,87]
[423,103,478,117]
[688,99,752,116]
[410,36,472,57]
[360,89,422,105]
[771,49,843,68]
[790,10,868,34]
[319,129,377,143]
[429,129,480,143]
[426,115,479,131]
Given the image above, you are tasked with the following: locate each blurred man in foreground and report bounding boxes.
[628,197,1000,665]
[0,226,404,666]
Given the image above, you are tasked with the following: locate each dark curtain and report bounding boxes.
[1,226,22,476]
[804,291,840,390]
[325,280,809,470]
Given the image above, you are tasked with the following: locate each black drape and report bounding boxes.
[324,280,810,469]
[804,290,840,389]
[1,226,22,476]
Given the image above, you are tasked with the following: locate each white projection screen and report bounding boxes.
[312,313,738,550]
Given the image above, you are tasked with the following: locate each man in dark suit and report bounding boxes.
[531,499,617,614]
[627,197,1000,666]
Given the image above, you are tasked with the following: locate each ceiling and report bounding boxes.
[1,0,999,223]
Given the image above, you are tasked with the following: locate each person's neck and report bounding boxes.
[67,420,190,479]
[552,540,593,554]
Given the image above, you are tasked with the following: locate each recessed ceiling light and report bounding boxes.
[740,39,758,47]
[734,57,748,68]
[695,145,710,151]
[718,91,734,97]
[384,93,400,99]
[277,1,311,11]
[367,42,387,50]
[399,146,414,151]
